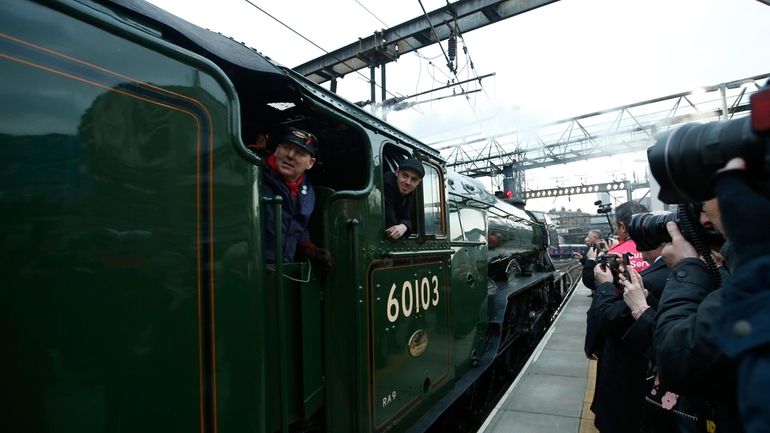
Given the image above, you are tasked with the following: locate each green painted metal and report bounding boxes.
[368,258,452,429]
[300,272,324,419]
[0,1,264,432]
[1,2,566,433]
[266,196,289,433]
[447,201,490,373]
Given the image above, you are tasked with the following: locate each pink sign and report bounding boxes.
[609,239,650,272]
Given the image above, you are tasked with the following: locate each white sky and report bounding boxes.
[147,0,770,213]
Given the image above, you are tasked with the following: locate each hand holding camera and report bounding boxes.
[660,221,699,268]
[594,257,614,284]
[594,252,631,287]
[620,267,648,312]
[594,241,608,252]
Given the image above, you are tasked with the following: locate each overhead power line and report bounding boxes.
[241,0,406,102]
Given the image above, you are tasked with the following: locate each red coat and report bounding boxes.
[609,239,649,272]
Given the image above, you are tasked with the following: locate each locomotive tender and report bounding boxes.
[0,1,570,432]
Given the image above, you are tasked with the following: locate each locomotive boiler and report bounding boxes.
[0,1,570,432]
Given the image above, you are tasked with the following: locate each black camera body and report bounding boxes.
[595,200,615,235]
[592,240,608,251]
[599,252,631,287]
[647,84,770,204]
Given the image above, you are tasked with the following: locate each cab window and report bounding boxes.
[421,164,445,237]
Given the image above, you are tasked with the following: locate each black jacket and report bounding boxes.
[384,171,414,234]
[711,170,770,433]
[587,281,652,433]
[621,260,668,361]
[655,258,742,433]
[582,258,597,291]
[640,257,669,301]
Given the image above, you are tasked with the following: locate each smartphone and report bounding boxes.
[621,253,631,281]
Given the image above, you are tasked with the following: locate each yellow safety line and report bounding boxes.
[578,358,599,433]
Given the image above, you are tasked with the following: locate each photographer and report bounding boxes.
[573,229,603,265]
[608,200,651,271]
[580,237,609,291]
[586,259,660,433]
[710,158,770,433]
[646,81,769,433]
[653,203,741,432]
[619,232,700,432]
[584,211,679,432]
[581,201,650,291]
[647,181,748,433]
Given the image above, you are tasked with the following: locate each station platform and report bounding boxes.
[477,283,599,433]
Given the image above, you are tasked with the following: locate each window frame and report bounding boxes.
[381,144,447,241]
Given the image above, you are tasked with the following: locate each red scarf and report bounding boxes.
[267,154,304,198]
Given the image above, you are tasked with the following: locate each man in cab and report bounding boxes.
[384,158,424,240]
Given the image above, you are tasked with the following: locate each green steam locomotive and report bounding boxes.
[0,1,570,432]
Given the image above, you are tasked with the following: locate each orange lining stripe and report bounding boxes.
[1,39,215,433]
[0,32,211,113]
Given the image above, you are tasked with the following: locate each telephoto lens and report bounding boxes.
[628,212,678,252]
[647,116,764,204]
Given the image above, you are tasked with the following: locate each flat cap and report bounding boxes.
[398,158,425,178]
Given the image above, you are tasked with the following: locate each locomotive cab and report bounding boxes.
[0,2,570,433]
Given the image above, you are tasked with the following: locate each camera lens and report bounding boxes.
[648,116,762,204]
[628,212,678,251]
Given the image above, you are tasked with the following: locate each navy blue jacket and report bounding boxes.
[714,256,770,433]
[262,167,315,263]
[711,170,770,433]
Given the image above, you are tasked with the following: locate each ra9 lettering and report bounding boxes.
[382,390,397,408]
[386,275,439,323]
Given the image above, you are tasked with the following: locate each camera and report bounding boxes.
[647,84,770,204]
[595,200,612,214]
[592,240,608,252]
[628,211,678,252]
[628,204,725,252]
[595,200,615,236]
[599,252,630,286]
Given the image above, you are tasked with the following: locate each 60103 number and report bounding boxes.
[386,275,439,323]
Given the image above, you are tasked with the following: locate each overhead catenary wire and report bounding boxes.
[441,0,494,109]
[357,0,492,101]
[243,0,490,123]
[417,0,457,84]
[241,0,408,103]
[440,0,496,118]
[348,0,467,113]
[415,0,495,142]
[456,30,494,104]
[351,0,454,94]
